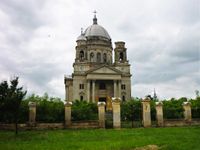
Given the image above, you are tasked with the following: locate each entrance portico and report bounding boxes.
[86,73,122,102]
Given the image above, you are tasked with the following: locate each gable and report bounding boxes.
[90,66,121,74]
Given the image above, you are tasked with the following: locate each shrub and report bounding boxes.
[71,100,98,121]
[121,99,142,121]
[163,98,186,119]
[25,93,64,123]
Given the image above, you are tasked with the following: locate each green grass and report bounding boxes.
[0,126,200,150]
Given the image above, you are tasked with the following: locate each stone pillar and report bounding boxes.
[183,102,192,122]
[112,97,121,129]
[92,80,95,102]
[65,85,68,101]
[142,98,151,127]
[87,80,90,102]
[114,80,117,97]
[65,101,72,127]
[28,102,36,125]
[118,80,121,98]
[155,102,164,127]
[98,102,106,128]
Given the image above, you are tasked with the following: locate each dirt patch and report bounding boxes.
[134,145,160,150]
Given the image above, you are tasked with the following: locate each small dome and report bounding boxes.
[77,34,86,41]
[84,24,111,40]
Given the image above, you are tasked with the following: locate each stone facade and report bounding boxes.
[64,14,132,103]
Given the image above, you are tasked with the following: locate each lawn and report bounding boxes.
[0,126,200,150]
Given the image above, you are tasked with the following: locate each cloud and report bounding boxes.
[0,0,199,99]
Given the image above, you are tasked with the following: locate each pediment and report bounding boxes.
[87,65,122,75]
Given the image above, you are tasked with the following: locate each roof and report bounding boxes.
[84,24,111,40]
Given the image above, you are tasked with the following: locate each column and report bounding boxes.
[118,80,121,98]
[183,102,192,122]
[112,97,121,129]
[114,80,117,97]
[87,80,90,102]
[98,102,106,128]
[28,102,36,126]
[65,85,69,101]
[92,80,95,102]
[155,102,164,127]
[142,98,151,127]
[65,101,72,128]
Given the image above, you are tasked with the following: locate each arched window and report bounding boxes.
[90,52,94,62]
[119,52,124,62]
[122,95,125,101]
[103,53,107,63]
[97,52,101,62]
[80,95,83,101]
[80,50,84,61]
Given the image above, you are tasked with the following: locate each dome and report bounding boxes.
[84,14,111,40]
[84,24,111,40]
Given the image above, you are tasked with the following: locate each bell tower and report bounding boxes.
[114,41,128,63]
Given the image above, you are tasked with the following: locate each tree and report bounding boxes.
[0,77,27,135]
[195,90,199,98]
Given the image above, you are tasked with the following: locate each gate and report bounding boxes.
[105,110,113,128]
[71,101,99,128]
[121,101,143,128]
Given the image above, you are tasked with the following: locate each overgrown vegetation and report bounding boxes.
[24,93,64,123]
[121,97,200,121]
[72,100,98,121]
[1,89,200,123]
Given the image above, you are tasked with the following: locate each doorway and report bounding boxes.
[99,97,106,102]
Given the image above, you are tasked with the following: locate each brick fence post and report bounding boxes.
[142,98,151,127]
[155,101,164,127]
[112,97,121,129]
[65,101,72,128]
[98,102,106,128]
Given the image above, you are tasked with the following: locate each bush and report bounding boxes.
[25,93,64,123]
[71,100,98,121]
[190,97,200,118]
[163,98,186,119]
[121,99,142,121]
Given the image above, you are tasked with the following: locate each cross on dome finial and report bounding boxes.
[93,10,97,16]
[81,28,83,35]
[93,10,98,24]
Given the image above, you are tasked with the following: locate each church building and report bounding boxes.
[64,13,132,103]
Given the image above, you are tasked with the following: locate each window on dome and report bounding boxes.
[80,51,84,61]
[97,52,101,62]
[90,52,94,62]
[103,53,107,63]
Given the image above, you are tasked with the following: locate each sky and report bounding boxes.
[0,0,199,100]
